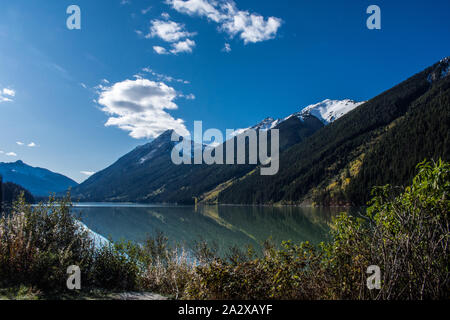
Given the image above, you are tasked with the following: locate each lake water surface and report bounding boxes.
[73,204,349,254]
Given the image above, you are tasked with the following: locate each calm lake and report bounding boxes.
[72,204,353,254]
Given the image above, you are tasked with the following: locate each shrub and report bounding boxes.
[136,233,195,299]
[185,240,328,300]
[0,194,140,293]
[184,159,450,300]
[365,159,449,299]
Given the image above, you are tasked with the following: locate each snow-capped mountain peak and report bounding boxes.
[297,99,364,124]
[228,99,363,138]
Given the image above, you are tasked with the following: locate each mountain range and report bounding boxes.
[10,57,449,206]
[69,97,362,204]
[0,160,78,197]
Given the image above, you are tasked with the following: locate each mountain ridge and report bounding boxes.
[70,106,329,203]
[0,160,78,197]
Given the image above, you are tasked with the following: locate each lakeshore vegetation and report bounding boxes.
[0,160,448,300]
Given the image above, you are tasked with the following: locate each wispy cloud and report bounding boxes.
[16,141,37,147]
[96,78,189,139]
[141,67,190,84]
[141,6,152,14]
[166,0,282,44]
[0,87,15,103]
[0,150,16,157]
[178,93,196,100]
[222,43,231,52]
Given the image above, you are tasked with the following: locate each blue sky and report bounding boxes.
[0,0,449,183]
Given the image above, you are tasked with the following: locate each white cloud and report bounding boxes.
[167,0,225,23]
[0,150,4,154]
[6,152,17,157]
[148,19,196,42]
[170,39,196,54]
[16,141,24,146]
[222,42,231,52]
[3,88,15,96]
[96,78,189,139]
[147,18,197,55]
[166,0,282,44]
[0,87,15,103]
[80,171,96,176]
[80,83,88,89]
[221,8,282,44]
[154,41,196,55]
[153,46,169,55]
[161,12,171,19]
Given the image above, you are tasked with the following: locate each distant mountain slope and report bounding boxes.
[218,57,450,205]
[71,110,327,204]
[0,161,78,197]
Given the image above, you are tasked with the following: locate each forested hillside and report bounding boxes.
[218,58,450,205]
[0,177,35,211]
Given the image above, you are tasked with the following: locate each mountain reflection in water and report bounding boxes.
[73,204,349,255]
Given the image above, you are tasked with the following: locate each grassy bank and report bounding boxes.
[0,160,448,300]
